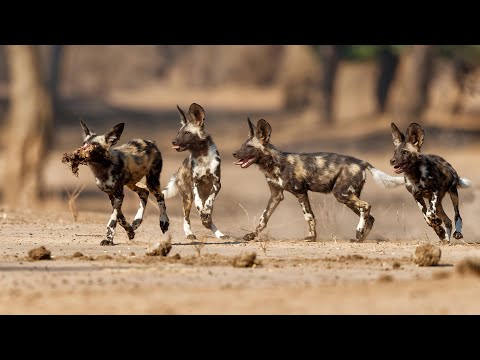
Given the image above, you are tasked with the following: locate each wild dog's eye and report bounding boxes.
[402,150,409,155]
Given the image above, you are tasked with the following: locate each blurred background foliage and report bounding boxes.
[1,45,480,207]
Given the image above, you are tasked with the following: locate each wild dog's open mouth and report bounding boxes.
[393,164,408,174]
[234,157,256,169]
[172,145,186,152]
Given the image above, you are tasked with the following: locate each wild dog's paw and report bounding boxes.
[186,234,197,240]
[243,232,257,241]
[304,235,317,242]
[127,230,135,240]
[356,215,375,241]
[160,220,170,233]
[220,235,230,240]
[100,239,114,246]
[453,231,463,240]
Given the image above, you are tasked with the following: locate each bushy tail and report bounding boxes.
[162,175,179,199]
[367,164,405,189]
[459,178,472,189]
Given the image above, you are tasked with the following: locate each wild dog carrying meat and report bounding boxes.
[233,118,405,242]
[62,121,170,246]
[390,122,471,243]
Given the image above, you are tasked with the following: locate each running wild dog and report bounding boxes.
[79,121,169,246]
[390,122,471,243]
[162,103,227,240]
[233,118,405,242]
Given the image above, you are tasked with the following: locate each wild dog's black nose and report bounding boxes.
[172,140,177,146]
[232,151,238,158]
[390,158,396,166]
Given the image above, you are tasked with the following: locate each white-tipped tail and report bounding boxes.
[459,178,472,189]
[162,175,178,199]
[367,166,405,189]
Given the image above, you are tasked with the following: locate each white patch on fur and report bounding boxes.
[416,201,424,212]
[348,185,356,193]
[91,135,107,146]
[184,123,206,139]
[426,193,438,219]
[315,157,325,168]
[442,223,451,241]
[162,175,178,199]
[106,209,118,238]
[192,143,220,179]
[459,178,472,188]
[266,176,283,188]
[210,223,225,239]
[357,209,365,232]
[455,218,462,233]
[134,200,145,222]
[183,218,193,236]
[368,167,405,188]
[265,167,284,188]
[193,184,203,211]
[204,183,220,212]
[94,171,115,191]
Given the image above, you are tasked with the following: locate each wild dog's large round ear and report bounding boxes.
[105,123,125,146]
[406,123,424,151]
[187,103,205,127]
[391,122,405,147]
[256,119,272,145]
[177,105,187,126]
[80,120,94,138]
[247,117,255,137]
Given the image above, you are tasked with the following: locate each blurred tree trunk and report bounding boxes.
[282,45,339,124]
[48,45,63,113]
[3,45,53,208]
[311,45,339,124]
[376,47,399,113]
[388,45,434,125]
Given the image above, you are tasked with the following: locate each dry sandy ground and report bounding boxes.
[1,207,480,315]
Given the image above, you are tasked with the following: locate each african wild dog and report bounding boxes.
[162,103,227,240]
[233,118,405,242]
[80,121,169,246]
[390,122,471,243]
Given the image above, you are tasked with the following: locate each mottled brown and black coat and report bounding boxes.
[233,118,405,242]
[79,121,169,245]
[390,122,471,242]
[162,103,227,240]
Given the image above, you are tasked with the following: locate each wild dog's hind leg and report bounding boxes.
[102,192,134,246]
[182,192,196,240]
[293,192,317,241]
[436,202,452,242]
[128,183,149,230]
[449,187,464,239]
[244,183,284,241]
[146,164,170,234]
[333,183,374,241]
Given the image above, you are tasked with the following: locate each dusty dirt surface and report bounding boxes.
[2,85,480,314]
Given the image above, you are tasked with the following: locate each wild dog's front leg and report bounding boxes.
[414,192,447,242]
[294,192,317,241]
[146,175,170,233]
[128,183,149,230]
[244,184,284,241]
[197,178,228,239]
[102,192,134,246]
